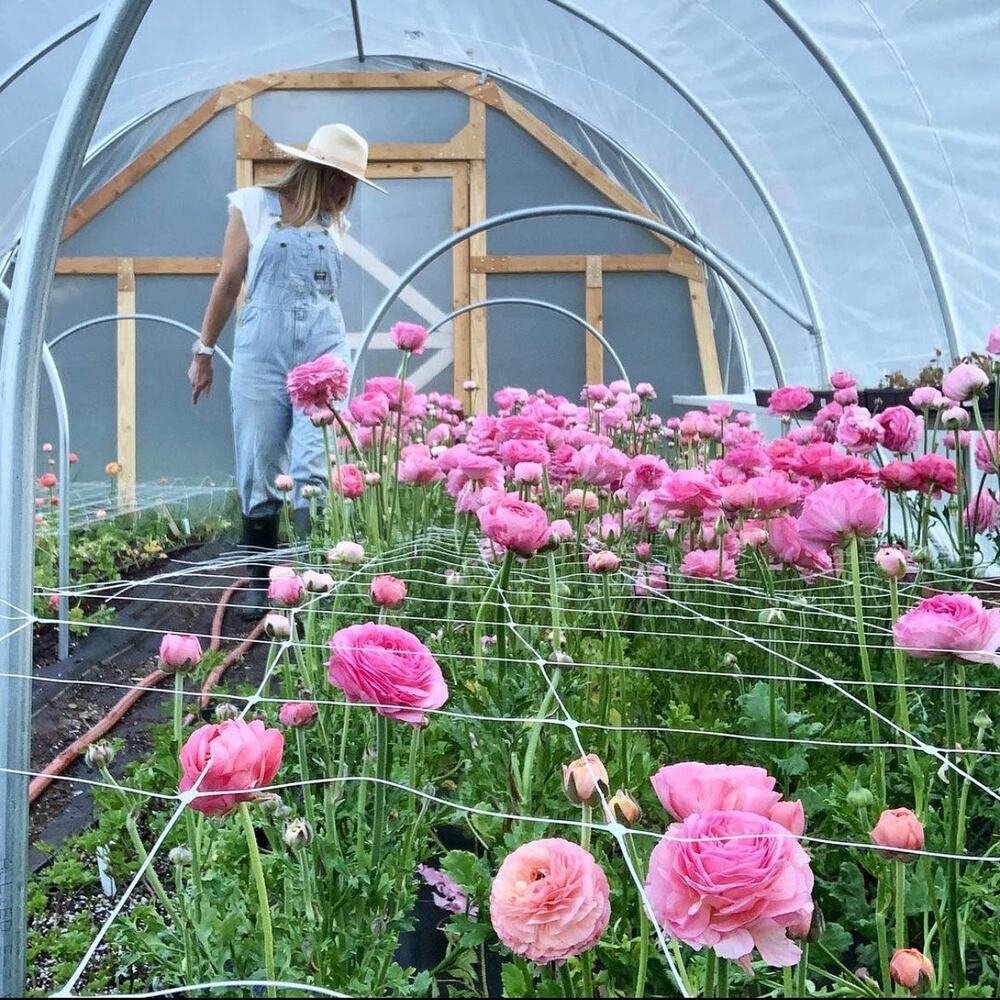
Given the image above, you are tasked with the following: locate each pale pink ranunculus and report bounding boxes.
[651,762,782,820]
[679,548,737,582]
[490,838,610,963]
[624,454,670,502]
[159,633,203,673]
[179,718,284,816]
[398,447,443,486]
[829,370,856,390]
[499,438,549,467]
[652,469,723,520]
[768,386,815,416]
[329,540,364,564]
[941,362,989,402]
[349,391,390,427]
[331,463,365,499]
[476,494,550,557]
[974,432,1000,473]
[893,592,1000,664]
[587,550,620,574]
[268,574,304,607]
[327,622,448,727]
[370,574,407,608]
[909,386,943,409]
[278,701,318,728]
[836,405,884,454]
[391,321,429,354]
[635,381,656,399]
[645,809,814,969]
[274,473,294,493]
[986,324,1000,356]
[944,430,972,450]
[513,461,543,485]
[769,799,806,837]
[563,487,599,513]
[796,479,886,550]
[573,442,629,489]
[549,518,574,543]
[875,406,922,454]
[941,405,969,429]
[264,612,292,638]
[965,492,1000,533]
[286,354,350,414]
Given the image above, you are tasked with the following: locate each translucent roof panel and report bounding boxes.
[2,0,998,388]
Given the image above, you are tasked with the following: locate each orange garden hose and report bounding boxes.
[29,577,265,805]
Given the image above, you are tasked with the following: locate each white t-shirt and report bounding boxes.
[226,186,348,281]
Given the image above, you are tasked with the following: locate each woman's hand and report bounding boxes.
[189,355,214,403]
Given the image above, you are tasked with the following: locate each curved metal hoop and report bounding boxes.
[350,203,786,401]
[43,312,232,662]
[424,296,631,389]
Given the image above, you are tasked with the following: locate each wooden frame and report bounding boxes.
[56,69,722,419]
[116,258,136,506]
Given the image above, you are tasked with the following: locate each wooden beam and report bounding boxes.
[452,165,472,400]
[585,256,604,386]
[468,144,488,414]
[264,70,479,90]
[235,97,256,189]
[688,278,724,395]
[56,257,222,275]
[240,129,483,162]
[470,253,695,277]
[116,259,137,509]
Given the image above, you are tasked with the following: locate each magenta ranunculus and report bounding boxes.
[645,810,814,969]
[327,622,448,726]
[893,592,1000,664]
[490,838,610,963]
[974,431,1000,473]
[767,386,815,416]
[370,574,407,608]
[158,632,203,673]
[941,362,989,402]
[476,494,550,557]
[331,463,365,499]
[796,479,886,550]
[965,492,1000,533]
[911,453,957,495]
[179,718,284,816]
[278,701,318,728]
[286,354,350,415]
[391,321,429,355]
[349,391,390,427]
[875,406,922,454]
[829,370,856,390]
[572,442,630,489]
[268,574,304,607]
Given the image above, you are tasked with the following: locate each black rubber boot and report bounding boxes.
[237,513,279,622]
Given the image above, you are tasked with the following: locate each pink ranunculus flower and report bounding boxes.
[513,461,543,485]
[836,405,884,454]
[268,574,305,607]
[573,442,629,489]
[878,461,921,493]
[911,453,957,495]
[679,548,737,582]
[286,354,350,415]
[646,809,813,969]
[769,799,806,837]
[833,386,859,407]
[38,472,57,489]
[327,623,448,727]
[987,324,1000,356]
[349,391,390,427]
[651,762,782,820]
[490,838,610,963]
[587,550,620,574]
[893,592,1000,664]
[908,385,943,409]
[874,546,911,579]
[941,362,989,402]
[875,406,922,454]
[158,632,203,674]
[653,469,723,520]
[278,701,318,728]
[179,718,284,816]
[476,494,550,557]
[972,431,999,473]
[796,479,886,550]
[398,446,443,486]
[370,574,407,608]
[331,463,365,499]
[302,569,334,593]
[829,370,856,390]
[549,518,574,543]
[767,386,815,416]
[965,492,1000,533]
[870,807,925,862]
[391,321,429,354]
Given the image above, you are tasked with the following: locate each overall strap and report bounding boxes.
[263,187,282,221]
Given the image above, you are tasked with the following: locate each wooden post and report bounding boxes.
[687,278,724,395]
[584,255,604,386]
[451,165,471,399]
[116,258,137,508]
[467,99,488,413]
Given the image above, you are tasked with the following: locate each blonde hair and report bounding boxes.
[262,159,356,228]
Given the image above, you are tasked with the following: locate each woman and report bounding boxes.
[189,123,384,618]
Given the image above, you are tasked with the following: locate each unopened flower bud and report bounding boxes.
[874,545,910,579]
[561,753,609,807]
[283,817,313,850]
[168,846,192,867]
[890,948,934,996]
[847,785,875,810]
[329,540,365,564]
[870,807,924,862]
[214,702,240,722]
[758,608,786,626]
[256,793,283,815]
[973,709,992,733]
[604,789,642,827]
[364,472,381,485]
[85,741,115,770]
[444,569,462,588]
[264,612,292,638]
[549,650,574,668]
[722,652,739,668]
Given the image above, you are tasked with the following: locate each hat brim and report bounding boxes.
[273,142,387,193]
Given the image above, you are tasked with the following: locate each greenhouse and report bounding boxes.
[1,0,999,996]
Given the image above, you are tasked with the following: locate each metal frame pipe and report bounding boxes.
[0,2,152,992]
[0,7,101,97]
[761,0,960,362]
[541,0,830,381]
[42,313,232,662]
[349,203,786,400]
[349,0,366,63]
[424,296,631,388]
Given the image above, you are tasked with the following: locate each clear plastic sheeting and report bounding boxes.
[2,0,998,388]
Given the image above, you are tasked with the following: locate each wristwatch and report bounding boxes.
[191,341,215,357]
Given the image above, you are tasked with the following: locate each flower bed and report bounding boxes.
[36,330,1000,998]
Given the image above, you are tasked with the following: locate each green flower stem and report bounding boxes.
[174,865,195,980]
[520,667,562,808]
[717,958,729,997]
[579,803,592,853]
[297,847,314,920]
[558,961,577,997]
[704,949,717,998]
[172,671,185,751]
[371,711,390,867]
[185,811,203,920]
[875,876,891,994]
[783,966,794,997]
[895,860,907,951]
[942,658,964,993]
[796,943,809,997]
[384,354,411,543]
[495,549,516,682]
[238,802,276,998]
[888,577,925,814]
[295,727,317,832]
[848,536,885,804]
[580,950,594,998]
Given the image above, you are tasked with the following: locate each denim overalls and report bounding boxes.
[230,189,349,517]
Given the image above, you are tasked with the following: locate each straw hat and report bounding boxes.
[274,123,386,193]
